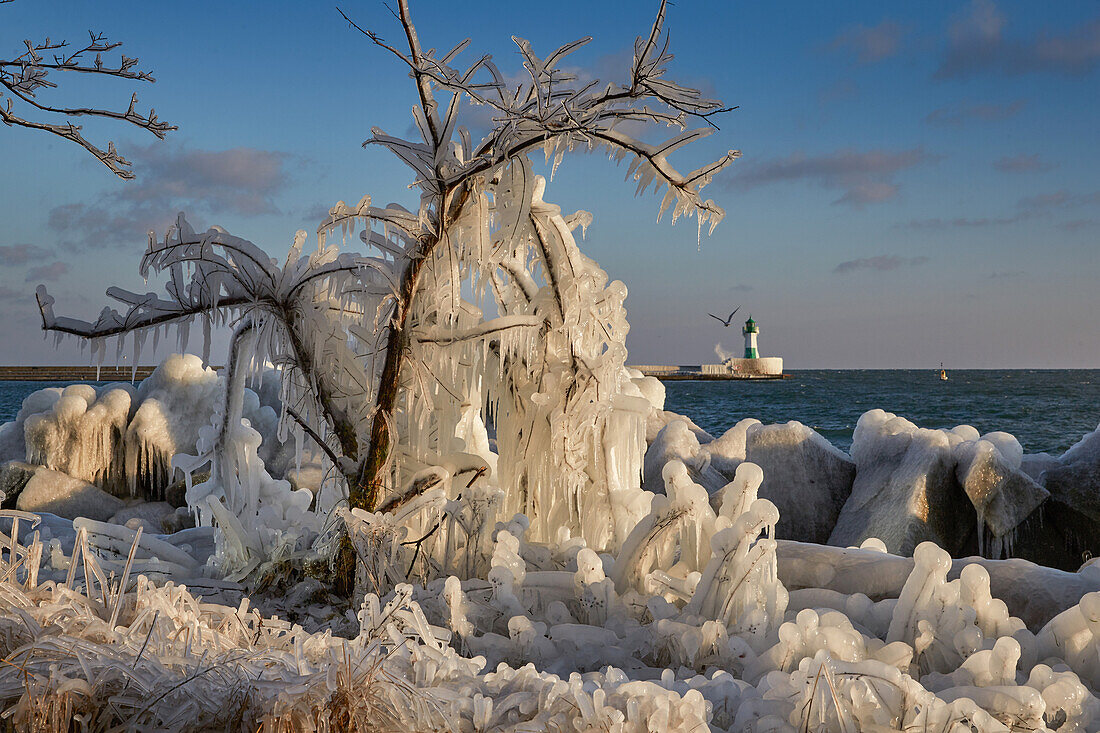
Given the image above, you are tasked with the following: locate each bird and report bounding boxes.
[708,306,741,327]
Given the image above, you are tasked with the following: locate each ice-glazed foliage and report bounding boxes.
[35,0,740,547]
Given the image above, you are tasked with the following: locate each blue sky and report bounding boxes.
[1,0,1098,368]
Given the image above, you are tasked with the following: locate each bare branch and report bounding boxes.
[1,19,176,177]
[412,315,543,345]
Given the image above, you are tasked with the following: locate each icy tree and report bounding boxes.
[1,1,175,178]
[35,0,739,587]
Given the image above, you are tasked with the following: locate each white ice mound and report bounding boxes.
[956,437,1049,558]
[701,417,761,479]
[9,354,296,503]
[645,408,714,445]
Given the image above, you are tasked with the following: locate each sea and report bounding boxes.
[1,370,1097,455]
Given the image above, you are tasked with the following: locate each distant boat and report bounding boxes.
[939,363,948,381]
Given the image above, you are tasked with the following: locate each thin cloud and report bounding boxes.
[896,213,1031,229]
[834,255,929,274]
[936,0,1100,79]
[993,154,1052,173]
[1059,219,1099,232]
[48,143,293,250]
[122,144,291,216]
[1017,190,1100,212]
[989,270,1025,279]
[818,78,858,107]
[25,261,69,282]
[0,243,51,265]
[924,99,1026,126]
[303,203,334,223]
[830,20,905,64]
[725,148,937,207]
[730,283,754,293]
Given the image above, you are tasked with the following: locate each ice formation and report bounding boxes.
[1,355,298,503]
[1,426,1099,731]
[3,2,1099,726]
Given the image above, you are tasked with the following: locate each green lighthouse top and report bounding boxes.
[743,315,758,332]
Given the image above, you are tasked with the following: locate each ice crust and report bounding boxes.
[4,378,1100,729]
[3,442,1100,730]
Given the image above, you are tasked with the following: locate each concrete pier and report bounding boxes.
[0,366,177,381]
[629,360,787,381]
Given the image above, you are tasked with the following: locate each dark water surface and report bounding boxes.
[2,370,1097,455]
[662,370,1099,454]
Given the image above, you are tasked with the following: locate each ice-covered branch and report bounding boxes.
[342,0,739,229]
[412,315,543,345]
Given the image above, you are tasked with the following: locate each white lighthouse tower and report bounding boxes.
[742,316,759,359]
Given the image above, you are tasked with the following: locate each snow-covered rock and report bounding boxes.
[643,419,725,493]
[745,420,855,544]
[645,409,713,445]
[701,417,761,480]
[829,410,976,556]
[16,467,124,521]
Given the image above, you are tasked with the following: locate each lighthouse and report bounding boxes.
[742,316,759,359]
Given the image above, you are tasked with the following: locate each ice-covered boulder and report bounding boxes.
[124,354,222,499]
[643,419,726,493]
[745,421,855,544]
[16,467,124,521]
[1034,423,1100,565]
[701,418,761,480]
[12,356,294,503]
[0,386,66,463]
[1020,452,1060,482]
[1042,424,1100,525]
[955,437,1049,558]
[829,410,976,556]
[645,410,713,445]
[108,501,177,534]
[0,460,38,506]
[626,371,665,412]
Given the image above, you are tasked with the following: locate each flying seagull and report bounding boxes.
[708,306,741,327]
